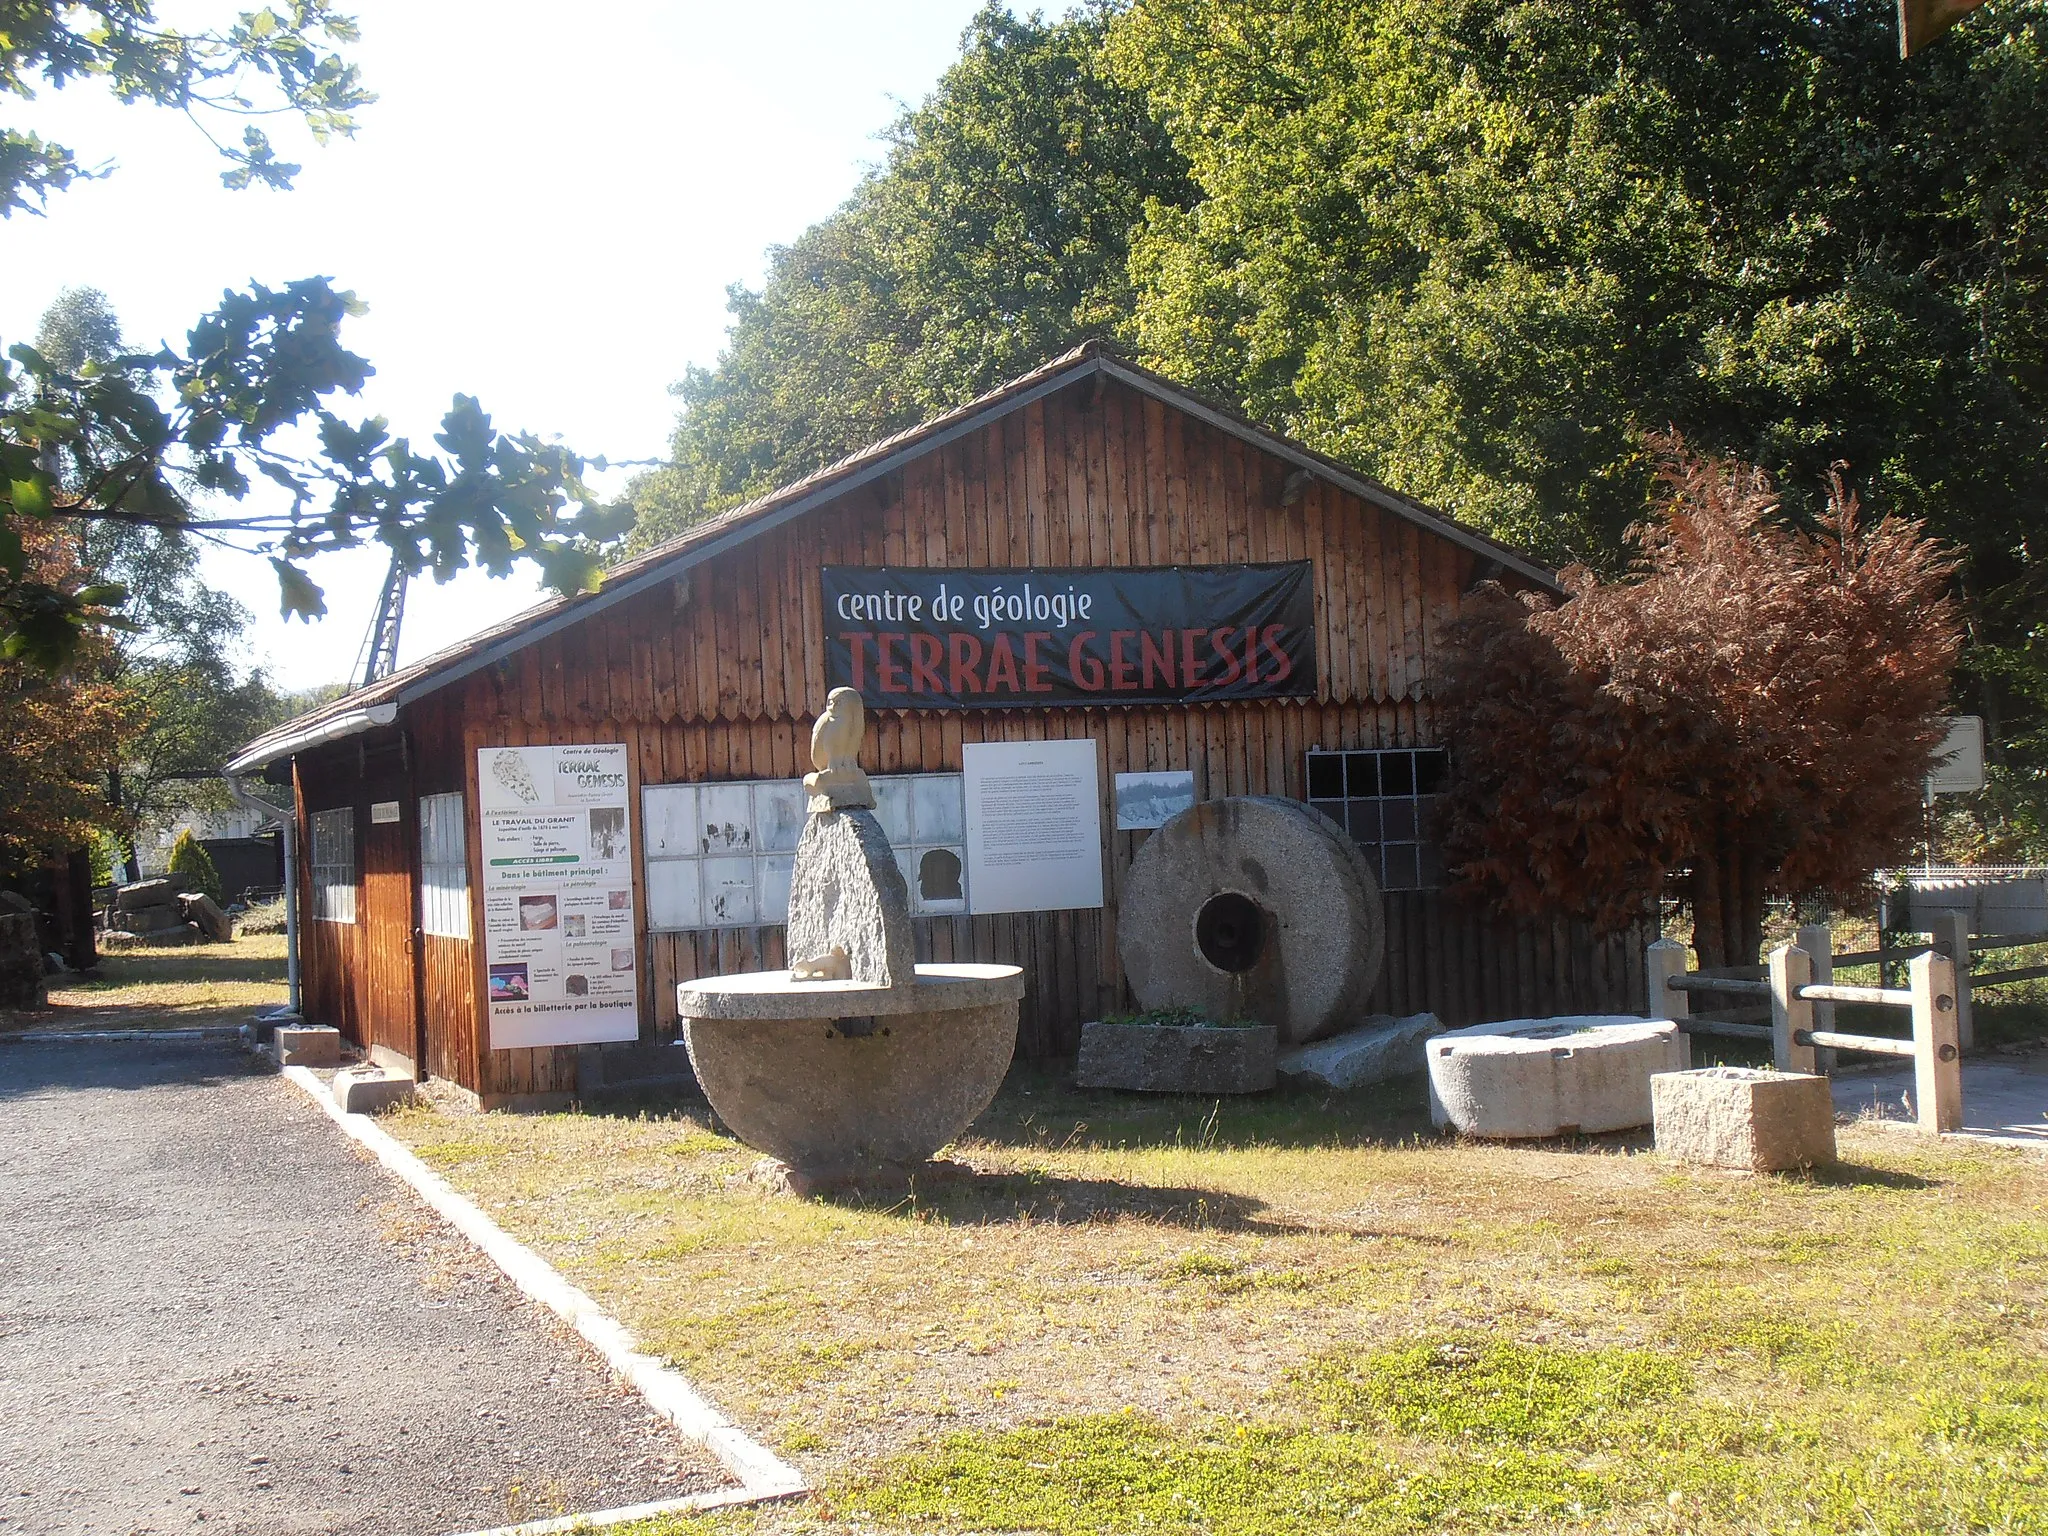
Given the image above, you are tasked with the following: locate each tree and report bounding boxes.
[1434,440,1961,968]
[627,1,1195,549]
[0,524,135,868]
[3,4,633,669]
[166,828,224,904]
[2,1,370,216]
[1108,0,2047,844]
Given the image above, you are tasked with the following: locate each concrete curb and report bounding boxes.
[445,1483,783,1536]
[276,1065,809,1519]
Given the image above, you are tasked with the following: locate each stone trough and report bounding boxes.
[677,688,1024,1193]
[1427,1015,1686,1138]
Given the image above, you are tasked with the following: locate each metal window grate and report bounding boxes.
[1304,747,1447,891]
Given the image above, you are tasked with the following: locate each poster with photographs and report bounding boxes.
[477,743,639,1049]
[642,773,968,930]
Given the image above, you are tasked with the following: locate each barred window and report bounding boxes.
[1304,747,1448,891]
[308,806,357,923]
[418,793,470,939]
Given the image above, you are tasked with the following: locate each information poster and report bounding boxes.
[963,739,1104,914]
[477,743,639,1049]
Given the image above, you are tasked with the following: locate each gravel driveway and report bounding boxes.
[0,1038,733,1535]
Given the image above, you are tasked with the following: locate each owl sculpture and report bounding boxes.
[802,686,875,812]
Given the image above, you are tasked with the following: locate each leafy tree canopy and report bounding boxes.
[1437,440,1961,967]
[1,0,370,216]
[627,1,1195,551]
[1,5,635,672]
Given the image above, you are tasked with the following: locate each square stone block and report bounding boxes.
[273,1025,342,1067]
[1652,1067,1836,1171]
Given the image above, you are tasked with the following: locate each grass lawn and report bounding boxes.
[0,931,287,1032]
[382,1007,2048,1536]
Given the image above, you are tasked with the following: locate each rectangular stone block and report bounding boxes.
[1651,1066,1836,1171]
[273,1025,342,1068]
[1076,1020,1276,1094]
[1277,1013,1444,1090]
[332,1065,418,1115]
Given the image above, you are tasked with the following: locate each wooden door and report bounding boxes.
[358,790,420,1073]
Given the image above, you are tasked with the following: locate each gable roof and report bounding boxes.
[227,341,1560,773]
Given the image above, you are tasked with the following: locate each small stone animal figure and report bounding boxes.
[803,686,875,812]
[790,944,851,982]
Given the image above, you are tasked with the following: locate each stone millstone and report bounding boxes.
[1117,796,1385,1046]
[785,809,915,987]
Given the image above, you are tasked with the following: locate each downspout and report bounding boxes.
[224,772,301,1019]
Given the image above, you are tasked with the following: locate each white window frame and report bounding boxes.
[308,806,357,924]
[418,792,470,939]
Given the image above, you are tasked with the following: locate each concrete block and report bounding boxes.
[1652,1067,1836,1171]
[1076,1020,1278,1094]
[1277,1012,1444,1089]
[273,1025,342,1067]
[1427,1015,1686,1137]
[332,1065,418,1115]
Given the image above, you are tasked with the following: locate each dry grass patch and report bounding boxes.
[384,1065,2048,1535]
[0,931,287,1031]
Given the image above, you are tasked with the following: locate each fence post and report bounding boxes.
[1769,943,1816,1074]
[1929,911,1974,1052]
[1645,937,1690,1022]
[1909,949,1964,1135]
[1797,922,1836,1074]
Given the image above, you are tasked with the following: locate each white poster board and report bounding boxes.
[963,738,1104,914]
[1928,716,1986,795]
[477,744,639,1049]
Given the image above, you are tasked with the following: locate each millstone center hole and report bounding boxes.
[1196,892,1266,973]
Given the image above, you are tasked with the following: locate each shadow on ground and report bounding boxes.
[0,1036,262,1103]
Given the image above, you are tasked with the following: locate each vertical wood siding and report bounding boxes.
[299,376,1636,1101]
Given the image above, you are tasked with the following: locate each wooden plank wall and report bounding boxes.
[372,373,1638,1103]
[293,755,360,1045]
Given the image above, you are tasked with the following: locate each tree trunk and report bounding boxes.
[1687,832,1768,970]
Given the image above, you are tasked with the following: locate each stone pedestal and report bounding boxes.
[1076,1020,1277,1094]
[679,963,1024,1191]
[1651,1067,1836,1171]
[1427,1016,1685,1137]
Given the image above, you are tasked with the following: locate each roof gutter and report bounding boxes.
[224,701,399,775]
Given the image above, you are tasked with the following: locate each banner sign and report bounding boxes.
[822,563,1316,709]
[477,743,639,1050]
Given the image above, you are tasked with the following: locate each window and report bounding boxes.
[1304,747,1448,891]
[642,773,970,932]
[308,806,357,923]
[419,792,470,939]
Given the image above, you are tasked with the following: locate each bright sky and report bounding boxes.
[2,0,988,691]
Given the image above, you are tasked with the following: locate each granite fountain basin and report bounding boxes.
[678,961,1025,1191]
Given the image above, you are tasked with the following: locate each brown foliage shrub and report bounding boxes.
[1436,438,1960,967]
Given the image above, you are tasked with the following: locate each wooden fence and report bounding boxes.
[1645,931,1965,1134]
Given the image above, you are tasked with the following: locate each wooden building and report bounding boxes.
[228,343,1649,1108]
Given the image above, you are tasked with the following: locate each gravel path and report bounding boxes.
[0,1038,733,1535]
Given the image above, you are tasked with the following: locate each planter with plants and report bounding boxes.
[1075,1006,1277,1094]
